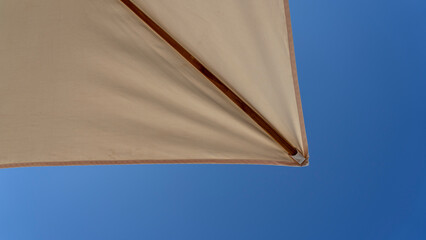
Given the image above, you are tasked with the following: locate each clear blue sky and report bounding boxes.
[1,0,425,239]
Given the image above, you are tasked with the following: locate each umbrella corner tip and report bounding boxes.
[290,151,306,165]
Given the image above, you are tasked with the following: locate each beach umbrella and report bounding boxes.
[0,0,308,168]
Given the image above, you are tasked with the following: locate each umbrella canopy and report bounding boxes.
[0,0,308,168]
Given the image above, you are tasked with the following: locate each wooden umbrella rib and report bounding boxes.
[120,0,300,160]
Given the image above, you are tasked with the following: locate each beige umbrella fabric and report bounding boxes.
[0,0,308,168]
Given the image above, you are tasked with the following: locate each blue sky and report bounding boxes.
[1,0,425,239]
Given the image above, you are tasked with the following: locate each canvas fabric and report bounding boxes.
[0,0,308,168]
